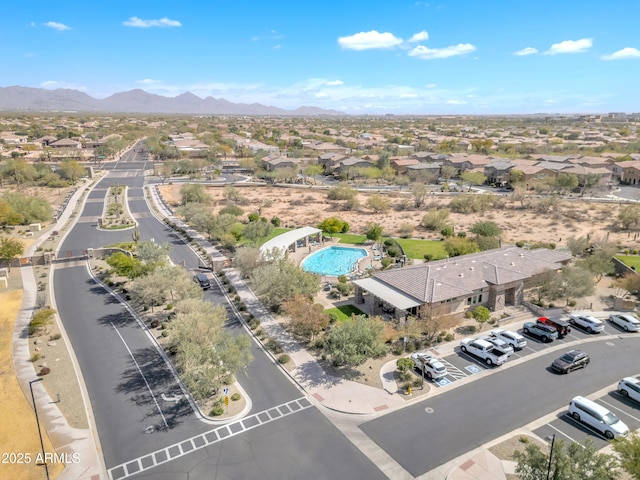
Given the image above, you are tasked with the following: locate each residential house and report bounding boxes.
[444,153,493,173]
[620,161,640,185]
[390,158,420,175]
[484,159,515,186]
[352,247,572,318]
[48,138,82,149]
[261,155,300,172]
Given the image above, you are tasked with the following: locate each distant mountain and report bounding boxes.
[0,86,345,116]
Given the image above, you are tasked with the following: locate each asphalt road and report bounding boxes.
[360,334,640,477]
[54,145,385,479]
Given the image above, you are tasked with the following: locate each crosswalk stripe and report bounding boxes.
[108,397,312,480]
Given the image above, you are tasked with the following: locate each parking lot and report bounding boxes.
[533,387,640,450]
[421,313,637,389]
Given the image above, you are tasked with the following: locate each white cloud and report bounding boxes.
[400,93,419,98]
[122,17,181,28]
[545,38,592,55]
[425,83,437,88]
[514,47,538,56]
[44,21,70,31]
[408,43,476,59]
[408,30,429,42]
[325,80,344,86]
[446,100,467,105]
[601,47,640,60]
[40,80,86,91]
[338,30,403,50]
[137,79,162,85]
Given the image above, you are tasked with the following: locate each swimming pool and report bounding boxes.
[301,246,367,276]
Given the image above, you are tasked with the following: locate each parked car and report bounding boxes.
[410,353,447,380]
[459,338,508,366]
[617,377,640,403]
[478,335,514,357]
[537,317,571,338]
[608,313,640,332]
[323,281,332,291]
[551,350,590,374]
[569,314,605,333]
[193,273,211,290]
[568,396,629,439]
[490,329,527,350]
[522,321,558,343]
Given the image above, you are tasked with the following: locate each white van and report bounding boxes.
[568,396,629,439]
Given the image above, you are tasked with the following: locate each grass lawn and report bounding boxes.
[396,238,448,260]
[615,255,640,271]
[331,233,368,245]
[325,304,367,322]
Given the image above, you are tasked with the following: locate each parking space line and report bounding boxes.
[547,422,579,444]
[599,398,640,423]
[439,359,468,380]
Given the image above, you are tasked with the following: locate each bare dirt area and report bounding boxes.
[158,183,639,251]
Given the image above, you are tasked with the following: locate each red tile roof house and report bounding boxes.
[353,247,572,319]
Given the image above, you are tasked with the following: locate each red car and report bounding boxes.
[537,317,571,338]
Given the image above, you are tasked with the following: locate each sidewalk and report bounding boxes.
[14,176,105,480]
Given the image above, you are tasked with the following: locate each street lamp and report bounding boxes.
[29,378,50,480]
[545,434,555,480]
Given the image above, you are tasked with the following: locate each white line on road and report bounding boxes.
[599,398,640,423]
[107,396,312,480]
[110,322,169,429]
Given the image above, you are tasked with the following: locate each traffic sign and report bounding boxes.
[223,387,229,395]
[224,396,229,406]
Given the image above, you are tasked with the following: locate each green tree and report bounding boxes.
[136,241,172,266]
[509,169,524,185]
[318,216,348,238]
[513,438,619,480]
[617,205,640,230]
[411,183,429,208]
[365,223,383,244]
[566,236,590,257]
[440,165,458,181]
[2,192,52,224]
[0,237,24,272]
[59,159,86,183]
[180,183,210,205]
[243,220,274,245]
[366,194,391,213]
[233,246,263,278]
[324,315,387,366]
[612,432,640,479]
[470,221,502,238]
[250,258,320,311]
[106,251,147,278]
[443,237,480,257]
[561,266,596,301]
[1,158,36,185]
[460,171,487,191]
[327,182,357,201]
[169,299,252,400]
[471,306,491,330]
[551,173,579,193]
[576,246,616,282]
[422,208,450,231]
[129,266,202,312]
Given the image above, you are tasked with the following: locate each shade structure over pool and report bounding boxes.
[259,226,322,258]
[353,277,422,310]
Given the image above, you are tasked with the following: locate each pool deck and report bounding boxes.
[290,239,384,278]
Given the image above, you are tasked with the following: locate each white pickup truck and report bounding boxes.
[459,338,508,366]
[410,353,447,380]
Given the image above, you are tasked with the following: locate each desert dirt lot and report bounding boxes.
[158,183,639,251]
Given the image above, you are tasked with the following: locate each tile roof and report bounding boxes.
[369,247,571,304]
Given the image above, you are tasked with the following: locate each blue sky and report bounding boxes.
[2,1,640,114]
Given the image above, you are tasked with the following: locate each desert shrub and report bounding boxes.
[381,258,393,268]
[150,319,160,328]
[337,275,348,284]
[38,367,51,376]
[396,357,415,372]
[398,370,412,382]
[29,308,56,336]
[444,333,454,342]
[210,406,224,416]
[231,393,241,401]
[49,333,61,341]
[336,282,351,296]
[30,352,42,362]
[278,354,290,364]
[247,212,259,222]
[166,303,173,310]
[266,338,283,354]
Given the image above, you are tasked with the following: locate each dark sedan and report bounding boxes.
[551,349,590,374]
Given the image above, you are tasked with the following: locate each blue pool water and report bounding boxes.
[301,246,367,276]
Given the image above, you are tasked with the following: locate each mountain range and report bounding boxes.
[0,86,344,116]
